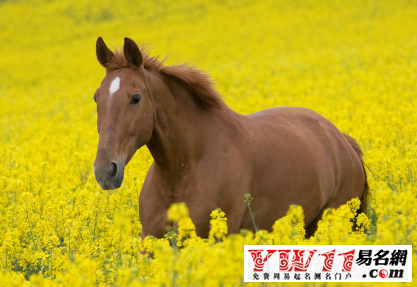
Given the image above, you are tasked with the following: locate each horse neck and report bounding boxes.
[145,70,233,183]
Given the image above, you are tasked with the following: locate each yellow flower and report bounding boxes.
[177,217,197,247]
[347,197,361,217]
[167,202,189,222]
[273,205,306,244]
[1,0,417,284]
[209,208,228,244]
[355,213,371,232]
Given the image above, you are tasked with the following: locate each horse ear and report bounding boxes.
[96,37,114,67]
[123,37,143,68]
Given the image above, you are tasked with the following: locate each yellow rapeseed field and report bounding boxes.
[0,0,416,286]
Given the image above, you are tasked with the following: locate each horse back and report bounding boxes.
[242,107,365,229]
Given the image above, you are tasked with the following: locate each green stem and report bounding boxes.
[245,194,258,232]
[26,203,37,251]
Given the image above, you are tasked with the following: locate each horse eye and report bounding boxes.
[93,95,97,103]
[130,94,141,105]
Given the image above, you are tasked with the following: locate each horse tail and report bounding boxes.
[343,133,369,215]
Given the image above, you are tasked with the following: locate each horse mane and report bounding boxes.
[106,49,224,109]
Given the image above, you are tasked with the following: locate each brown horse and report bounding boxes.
[93,37,368,239]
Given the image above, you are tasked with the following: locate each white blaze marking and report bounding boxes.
[109,77,120,96]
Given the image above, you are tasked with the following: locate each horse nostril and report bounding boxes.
[110,162,118,177]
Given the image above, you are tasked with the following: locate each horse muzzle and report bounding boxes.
[94,161,125,190]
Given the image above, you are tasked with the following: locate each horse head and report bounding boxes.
[93,37,155,190]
